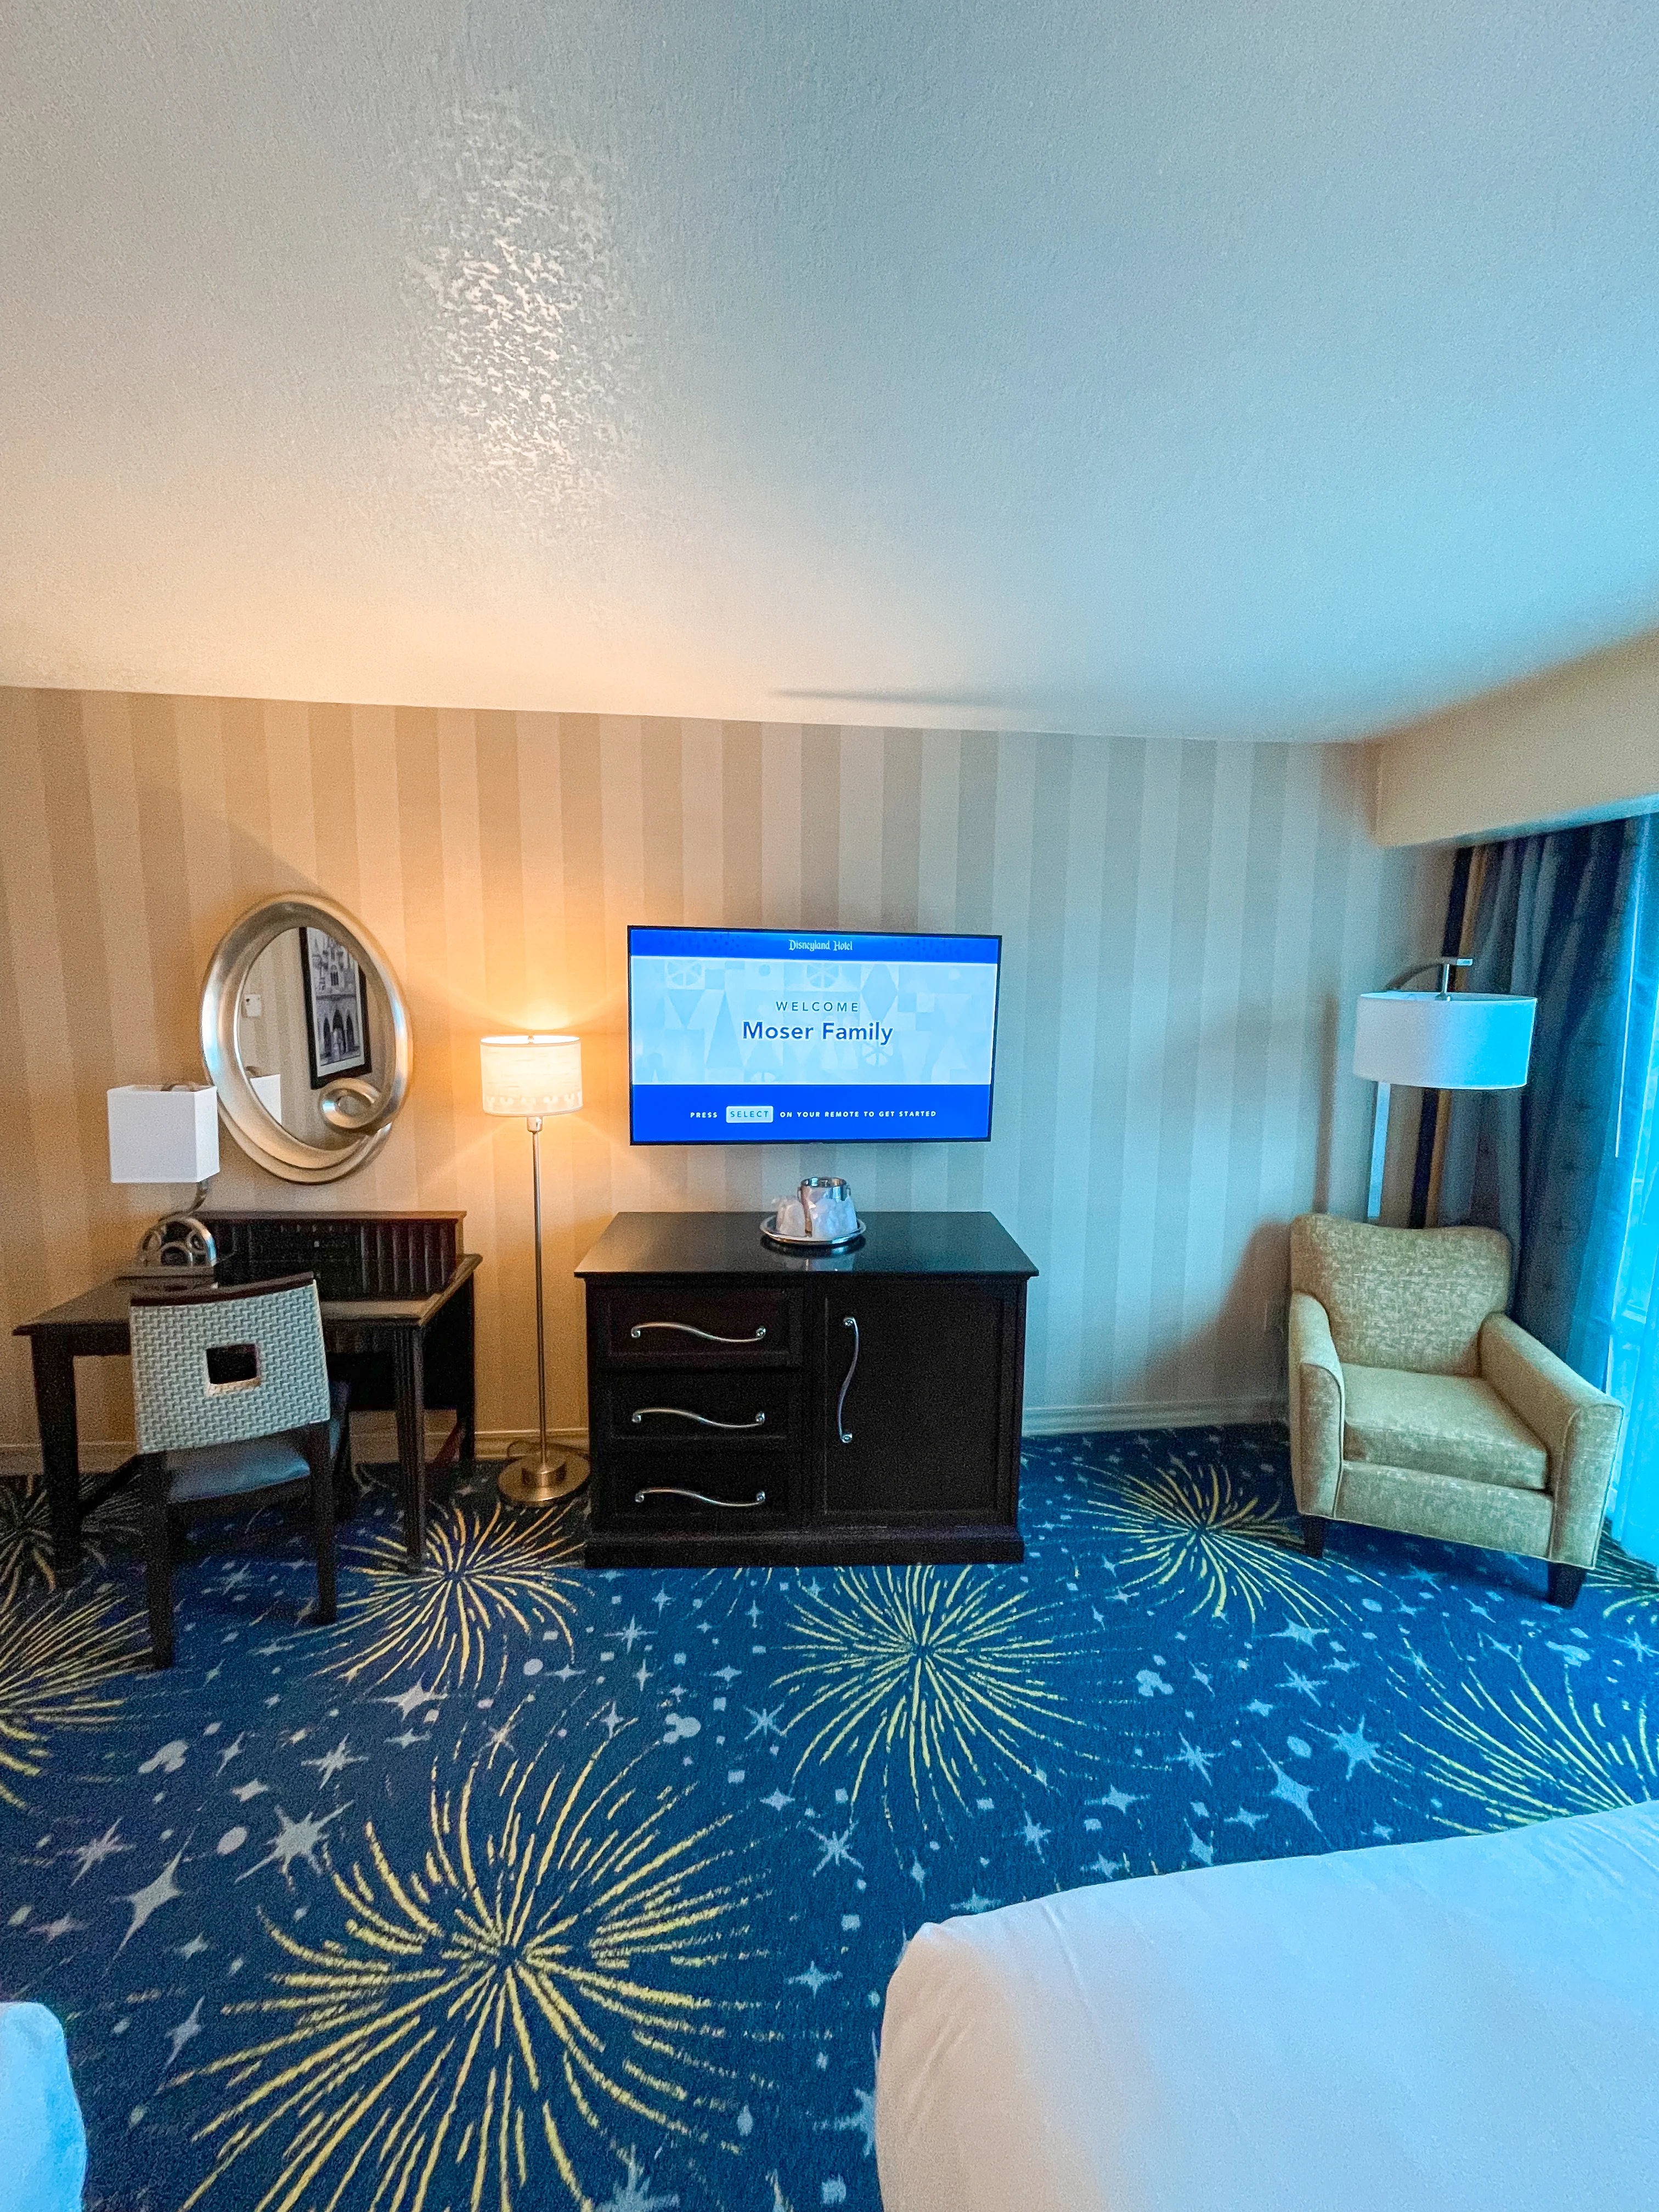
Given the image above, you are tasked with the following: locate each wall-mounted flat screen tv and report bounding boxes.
[628,927,1001,1145]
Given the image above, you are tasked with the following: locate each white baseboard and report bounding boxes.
[475,1429,590,1458]
[1021,1397,1285,1437]
[351,1413,589,1463]
[1,1403,1278,1483]
[0,1420,591,1481]
[0,1441,133,1481]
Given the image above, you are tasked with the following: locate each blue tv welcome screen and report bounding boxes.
[628,927,1001,1144]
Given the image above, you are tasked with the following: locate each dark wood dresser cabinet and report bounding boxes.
[577,1212,1037,1567]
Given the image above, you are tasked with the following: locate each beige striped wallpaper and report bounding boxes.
[0,688,1446,1458]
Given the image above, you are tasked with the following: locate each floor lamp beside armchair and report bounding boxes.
[481,1034,587,1507]
[1289,960,1624,1606]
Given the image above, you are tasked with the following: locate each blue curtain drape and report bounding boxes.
[1441,813,1659,1562]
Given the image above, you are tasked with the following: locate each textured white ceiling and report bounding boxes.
[4,2,1659,738]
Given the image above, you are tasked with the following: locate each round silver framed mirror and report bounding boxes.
[200,895,414,1183]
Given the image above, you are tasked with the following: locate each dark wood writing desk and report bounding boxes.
[14,1212,479,1579]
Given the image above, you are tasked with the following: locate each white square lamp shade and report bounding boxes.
[480,1035,583,1119]
[249,1071,283,1121]
[1353,992,1536,1091]
[106,1084,220,1183]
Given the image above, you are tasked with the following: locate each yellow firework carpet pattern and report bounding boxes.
[1,1427,1657,2210]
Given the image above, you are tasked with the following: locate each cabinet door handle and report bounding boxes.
[629,1321,768,1345]
[633,1486,768,1509]
[630,1406,766,1430]
[836,1313,860,1444]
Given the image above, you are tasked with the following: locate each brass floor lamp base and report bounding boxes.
[498,1444,589,1507]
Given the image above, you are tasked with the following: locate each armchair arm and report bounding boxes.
[1289,1291,1344,1517]
[1480,1314,1624,1568]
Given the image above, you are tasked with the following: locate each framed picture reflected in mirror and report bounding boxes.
[299,926,373,1090]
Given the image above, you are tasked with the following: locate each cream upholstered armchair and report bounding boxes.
[1288,1214,1623,1607]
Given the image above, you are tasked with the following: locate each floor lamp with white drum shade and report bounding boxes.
[480,1033,586,1505]
[1355,959,1536,1222]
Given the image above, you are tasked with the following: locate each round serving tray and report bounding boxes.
[759,1214,867,1254]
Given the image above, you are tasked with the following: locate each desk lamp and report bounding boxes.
[106,1084,221,1278]
[1353,959,1536,1221]
[480,1034,585,1505]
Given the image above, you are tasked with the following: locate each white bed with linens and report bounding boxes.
[875,1800,1659,2212]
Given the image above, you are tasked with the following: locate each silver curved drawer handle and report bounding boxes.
[633,1486,768,1509]
[629,1406,766,1430]
[630,1321,768,1345]
[836,1313,860,1444]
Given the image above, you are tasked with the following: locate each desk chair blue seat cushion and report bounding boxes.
[165,1380,349,1502]
[129,1275,347,1666]
[0,2004,87,2212]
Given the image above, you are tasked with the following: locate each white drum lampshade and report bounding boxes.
[1353,992,1536,1091]
[479,1035,583,1119]
[1354,979,1536,1224]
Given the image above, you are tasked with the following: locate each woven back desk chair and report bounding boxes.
[129,1273,349,1668]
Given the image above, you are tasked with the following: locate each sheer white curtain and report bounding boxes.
[1605,856,1659,1565]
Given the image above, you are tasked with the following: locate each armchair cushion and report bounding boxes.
[1290,1214,1511,1376]
[1342,1367,1548,1491]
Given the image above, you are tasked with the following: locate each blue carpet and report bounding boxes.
[2,1427,1657,2212]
